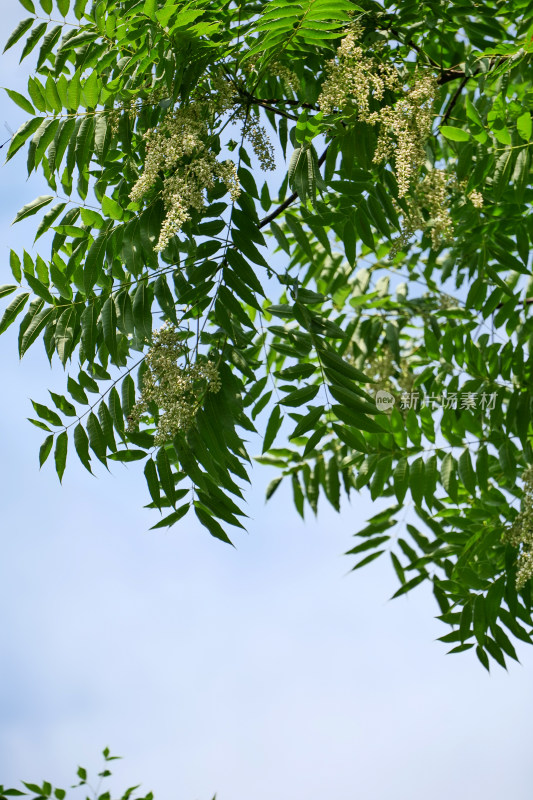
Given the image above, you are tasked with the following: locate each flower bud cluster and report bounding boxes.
[468,190,484,209]
[130,102,240,252]
[318,28,437,198]
[234,108,276,171]
[364,346,415,401]
[127,324,222,445]
[505,466,533,589]
[370,73,437,198]
[390,171,484,256]
[270,61,300,91]
[390,169,454,255]
[319,29,400,118]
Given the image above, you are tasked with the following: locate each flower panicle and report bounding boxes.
[505,466,533,589]
[127,324,222,446]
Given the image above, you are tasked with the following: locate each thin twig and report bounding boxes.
[440,74,470,125]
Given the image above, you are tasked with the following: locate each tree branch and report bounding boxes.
[440,74,470,125]
[248,97,298,121]
[255,98,319,110]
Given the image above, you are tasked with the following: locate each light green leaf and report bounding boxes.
[12,195,54,224]
[517,112,532,141]
[3,87,34,114]
[19,22,48,62]
[3,17,33,53]
[0,292,29,334]
[440,126,470,142]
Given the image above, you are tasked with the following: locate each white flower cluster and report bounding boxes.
[364,345,415,403]
[390,171,484,256]
[370,73,437,197]
[270,60,300,91]
[130,102,241,252]
[234,107,276,171]
[468,189,484,208]
[319,28,437,198]
[505,466,533,589]
[127,324,222,446]
[319,29,400,118]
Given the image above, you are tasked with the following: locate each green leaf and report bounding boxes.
[19,22,48,62]
[109,449,146,462]
[10,250,22,282]
[280,385,320,407]
[440,125,470,142]
[100,297,118,362]
[393,457,409,503]
[84,228,109,295]
[262,403,283,452]
[144,458,161,509]
[6,117,42,161]
[265,476,283,500]
[82,70,100,107]
[54,430,68,483]
[194,503,234,545]
[0,292,30,335]
[231,228,269,268]
[150,504,189,529]
[108,387,124,434]
[37,24,62,69]
[3,17,33,53]
[458,448,476,495]
[132,282,153,342]
[143,0,157,18]
[328,384,379,415]
[35,202,66,242]
[67,376,88,405]
[351,550,385,571]
[3,87,34,114]
[121,375,135,418]
[12,195,54,224]
[19,306,55,357]
[441,453,458,501]
[102,194,124,220]
[31,400,62,427]
[517,112,532,141]
[156,447,176,507]
[39,434,54,467]
[473,594,487,646]
[318,347,371,383]
[391,573,426,599]
[289,405,324,439]
[74,423,92,473]
[87,412,107,464]
[49,391,76,417]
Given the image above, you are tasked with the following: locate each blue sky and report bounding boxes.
[1,3,533,799]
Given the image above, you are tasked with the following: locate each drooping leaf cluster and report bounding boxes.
[4,0,533,667]
[0,750,205,800]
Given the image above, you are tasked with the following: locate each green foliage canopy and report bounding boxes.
[3,0,533,669]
